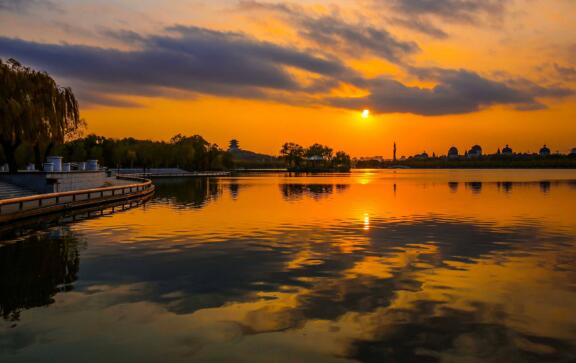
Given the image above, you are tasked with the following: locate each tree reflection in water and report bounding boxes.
[448,182,459,193]
[465,182,483,194]
[498,181,513,193]
[280,183,350,201]
[229,180,240,200]
[153,177,222,208]
[0,228,82,322]
[540,181,551,193]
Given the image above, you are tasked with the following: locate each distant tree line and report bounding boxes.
[0,130,235,172]
[54,134,233,171]
[280,142,351,172]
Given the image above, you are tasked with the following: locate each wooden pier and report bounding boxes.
[0,176,155,224]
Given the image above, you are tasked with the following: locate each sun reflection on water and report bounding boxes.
[363,213,370,231]
[1,170,576,362]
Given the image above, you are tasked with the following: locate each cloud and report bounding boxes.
[75,91,144,109]
[389,17,449,39]
[378,0,510,38]
[504,77,574,98]
[238,0,420,63]
[385,0,509,23]
[296,15,420,63]
[553,63,576,81]
[0,21,570,115]
[0,26,357,106]
[327,68,573,116]
[0,0,56,13]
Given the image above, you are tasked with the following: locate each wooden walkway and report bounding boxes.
[0,176,154,224]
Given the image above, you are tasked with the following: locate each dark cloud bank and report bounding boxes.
[0,26,360,107]
[330,67,572,115]
[0,11,571,115]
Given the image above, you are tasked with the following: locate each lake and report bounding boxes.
[1,169,576,362]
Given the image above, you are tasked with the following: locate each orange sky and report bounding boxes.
[1,0,575,157]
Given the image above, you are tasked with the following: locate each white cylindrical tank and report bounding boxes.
[43,163,54,172]
[62,163,71,172]
[86,160,99,171]
[47,156,63,172]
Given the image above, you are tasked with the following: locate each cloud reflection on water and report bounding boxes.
[1,170,576,362]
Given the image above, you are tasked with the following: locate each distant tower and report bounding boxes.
[229,139,240,151]
[393,142,397,162]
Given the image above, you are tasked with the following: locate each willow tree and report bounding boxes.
[0,59,82,172]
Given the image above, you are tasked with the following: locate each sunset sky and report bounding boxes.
[1,0,575,157]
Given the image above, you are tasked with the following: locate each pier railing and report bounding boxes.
[0,176,154,222]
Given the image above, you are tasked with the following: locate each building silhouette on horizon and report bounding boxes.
[448,146,459,159]
[539,145,551,156]
[468,145,483,158]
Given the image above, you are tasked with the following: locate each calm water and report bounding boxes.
[1,170,576,362]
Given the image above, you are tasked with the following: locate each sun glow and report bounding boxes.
[361,109,370,119]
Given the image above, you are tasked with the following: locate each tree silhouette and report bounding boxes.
[280,142,305,168]
[332,151,351,170]
[57,134,232,171]
[0,59,82,172]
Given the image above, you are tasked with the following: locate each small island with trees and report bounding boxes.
[280,142,352,172]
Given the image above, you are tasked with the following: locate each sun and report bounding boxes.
[361,109,370,119]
